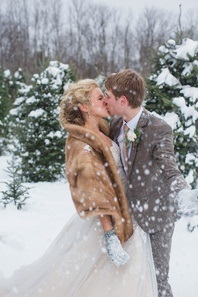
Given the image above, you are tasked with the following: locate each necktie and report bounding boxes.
[122,123,129,173]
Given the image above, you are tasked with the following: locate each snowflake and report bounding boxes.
[84,144,91,152]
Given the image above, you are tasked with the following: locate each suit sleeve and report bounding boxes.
[151,123,189,197]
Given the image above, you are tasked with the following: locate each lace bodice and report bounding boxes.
[110,141,121,167]
[110,141,128,192]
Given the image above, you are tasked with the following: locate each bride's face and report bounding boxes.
[89,87,109,118]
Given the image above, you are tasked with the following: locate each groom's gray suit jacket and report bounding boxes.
[110,108,188,234]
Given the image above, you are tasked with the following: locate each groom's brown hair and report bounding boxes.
[105,69,146,108]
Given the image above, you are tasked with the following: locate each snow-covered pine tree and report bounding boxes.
[3,68,27,154]
[0,67,10,155]
[95,74,106,90]
[146,38,198,187]
[9,61,74,182]
[0,67,20,155]
[1,157,30,210]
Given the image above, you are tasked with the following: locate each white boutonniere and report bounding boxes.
[123,127,142,149]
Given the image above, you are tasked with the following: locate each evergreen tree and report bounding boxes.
[0,67,27,155]
[95,74,106,91]
[4,68,26,104]
[146,38,198,187]
[9,61,74,182]
[1,157,30,210]
[0,67,11,155]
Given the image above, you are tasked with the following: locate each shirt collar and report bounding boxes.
[123,106,143,131]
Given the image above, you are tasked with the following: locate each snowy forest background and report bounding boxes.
[0,0,198,296]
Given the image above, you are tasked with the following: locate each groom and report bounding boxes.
[104,69,198,297]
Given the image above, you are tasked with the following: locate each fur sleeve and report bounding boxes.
[66,142,133,243]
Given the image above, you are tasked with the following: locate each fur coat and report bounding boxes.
[65,120,133,243]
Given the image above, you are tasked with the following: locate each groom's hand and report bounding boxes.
[175,188,198,217]
[104,229,130,266]
[187,214,198,232]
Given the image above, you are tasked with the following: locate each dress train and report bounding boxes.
[0,214,158,296]
[0,142,158,296]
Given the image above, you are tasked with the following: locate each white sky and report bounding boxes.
[91,0,198,14]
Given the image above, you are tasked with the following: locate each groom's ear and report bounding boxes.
[120,95,128,105]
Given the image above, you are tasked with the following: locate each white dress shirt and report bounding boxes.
[118,106,143,167]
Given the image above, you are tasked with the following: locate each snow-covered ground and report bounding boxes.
[0,155,198,296]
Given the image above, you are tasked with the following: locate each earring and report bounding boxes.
[87,111,91,118]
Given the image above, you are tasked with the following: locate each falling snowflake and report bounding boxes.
[84,144,92,152]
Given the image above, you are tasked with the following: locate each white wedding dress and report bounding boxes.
[0,142,158,297]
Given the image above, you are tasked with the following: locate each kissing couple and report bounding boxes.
[1,69,198,297]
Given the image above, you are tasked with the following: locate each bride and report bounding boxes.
[0,79,158,296]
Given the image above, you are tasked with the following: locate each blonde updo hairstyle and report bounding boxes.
[60,79,99,127]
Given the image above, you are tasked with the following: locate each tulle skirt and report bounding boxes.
[0,214,158,297]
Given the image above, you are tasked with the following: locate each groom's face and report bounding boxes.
[104,89,122,116]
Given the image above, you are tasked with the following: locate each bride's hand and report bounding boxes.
[104,229,130,266]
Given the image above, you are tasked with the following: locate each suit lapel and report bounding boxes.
[127,108,150,176]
